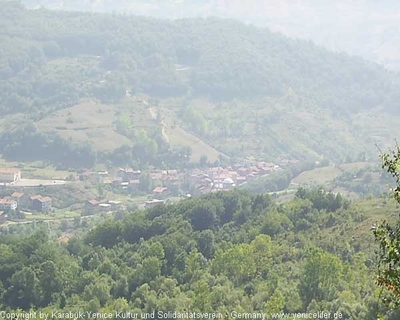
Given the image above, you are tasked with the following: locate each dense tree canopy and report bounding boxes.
[0,187,398,318]
[1,1,400,117]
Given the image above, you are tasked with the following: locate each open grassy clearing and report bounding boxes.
[33,94,225,164]
[36,100,131,152]
[156,101,224,163]
[292,162,376,186]
[168,126,222,163]
[4,93,400,167]
[24,211,80,221]
[289,162,380,200]
[350,197,400,235]
[292,166,344,186]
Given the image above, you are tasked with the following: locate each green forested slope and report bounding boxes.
[19,0,400,71]
[2,2,400,113]
[0,188,398,318]
[2,2,400,166]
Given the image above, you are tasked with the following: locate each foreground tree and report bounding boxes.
[374,143,400,308]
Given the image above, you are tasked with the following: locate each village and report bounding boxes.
[0,158,298,224]
[79,158,297,209]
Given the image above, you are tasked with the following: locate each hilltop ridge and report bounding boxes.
[20,0,400,70]
[2,3,400,167]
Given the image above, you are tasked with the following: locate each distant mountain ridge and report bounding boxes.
[20,0,400,70]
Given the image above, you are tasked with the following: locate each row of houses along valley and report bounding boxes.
[0,169,53,223]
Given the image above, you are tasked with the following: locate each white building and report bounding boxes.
[0,198,17,211]
[222,178,235,190]
[0,168,21,183]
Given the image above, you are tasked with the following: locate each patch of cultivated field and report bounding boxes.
[292,162,376,187]
[36,101,131,152]
[168,126,222,163]
[290,162,379,200]
[292,166,344,186]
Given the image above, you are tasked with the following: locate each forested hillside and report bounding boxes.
[20,0,400,70]
[0,188,399,319]
[2,1,400,166]
[2,1,400,113]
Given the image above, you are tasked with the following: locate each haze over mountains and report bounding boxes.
[21,0,400,71]
[2,1,400,167]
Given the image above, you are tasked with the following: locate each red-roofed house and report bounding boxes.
[162,175,179,187]
[79,171,96,182]
[103,179,112,185]
[0,198,17,211]
[85,199,99,214]
[11,192,24,198]
[32,197,52,212]
[153,186,168,199]
[29,195,42,208]
[11,192,28,208]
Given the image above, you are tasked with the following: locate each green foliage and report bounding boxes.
[0,123,96,168]
[295,187,349,212]
[1,2,399,114]
[299,248,344,306]
[0,187,394,317]
[331,165,392,197]
[109,129,192,169]
[243,161,316,194]
[373,144,400,309]
[261,209,292,236]
[2,3,400,166]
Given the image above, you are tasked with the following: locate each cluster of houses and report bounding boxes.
[0,192,52,212]
[79,160,299,208]
[0,157,299,222]
[183,161,293,195]
[0,192,53,224]
[0,159,297,222]
[81,168,180,211]
[80,168,141,188]
[80,168,180,190]
[140,160,298,208]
